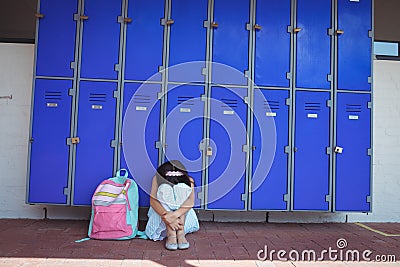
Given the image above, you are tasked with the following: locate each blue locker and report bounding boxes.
[208,87,247,210]
[251,89,289,210]
[337,0,372,91]
[80,0,122,80]
[73,81,117,205]
[165,85,205,207]
[335,93,371,211]
[293,91,330,211]
[121,83,161,206]
[125,0,165,82]
[28,79,73,204]
[168,0,208,83]
[296,0,331,89]
[254,0,291,88]
[212,0,250,85]
[35,0,78,78]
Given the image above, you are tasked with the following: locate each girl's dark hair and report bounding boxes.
[156,160,192,187]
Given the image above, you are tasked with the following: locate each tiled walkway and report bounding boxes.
[0,219,399,266]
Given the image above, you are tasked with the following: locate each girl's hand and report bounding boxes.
[162,212,183,230]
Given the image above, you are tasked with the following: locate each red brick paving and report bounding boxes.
[0,219,399,266]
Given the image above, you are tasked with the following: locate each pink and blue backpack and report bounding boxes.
[76,169,147,242]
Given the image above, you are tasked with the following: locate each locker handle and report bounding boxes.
[166,19,175,25]
[254,24,262,31]
[80,15,89,20]
[124,17,133,23]
[35,13,44,19]
[211,22,219,29]
[71,137,80,144]
[293,28,302,33]
[336,29,344,35]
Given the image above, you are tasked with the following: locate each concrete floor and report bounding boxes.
[0,219,399,266]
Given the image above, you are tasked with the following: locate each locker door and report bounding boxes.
[254,0,291,88]
[293,91,330,211]
[165,85,205,208]
[337,0,372,91]
[125,0,165,81]
[335,93,371,211]
[80,0,122,80]
[251,89,289,210]
[35,0,78,78]
[28,79,73,204]
[212,0,250,85]
[121,83,161,206]
[73,81,117,205]
[168,0,208,83]
[296,0,331,89]
[208,87,247,210]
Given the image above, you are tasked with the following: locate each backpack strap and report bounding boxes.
[75,237,91,243]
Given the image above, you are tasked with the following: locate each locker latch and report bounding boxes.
[336,29,345,35]
[124,17,133,23]
[293,28,302,33]
[67,137,80,145]
[35,13,44,19]
[253,24,262,31]
[211,22,219,29]
[80,15,89,20]
[206,147,213,157]
[334,146,343,154]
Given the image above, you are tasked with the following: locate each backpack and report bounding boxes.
[76,169,147,242]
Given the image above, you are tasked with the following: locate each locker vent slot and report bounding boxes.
[177,96,195,106]
[346,104,362,113]
[133,94,151,104]
[45,91,62,101]
[221,98,238,108]
[264,100,280,111]
[304,102,321,111]
[89,93,107,103]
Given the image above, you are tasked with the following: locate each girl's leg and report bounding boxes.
[176,213,189,249]
[165,225,178,250]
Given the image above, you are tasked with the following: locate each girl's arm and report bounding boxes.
[149,175,168,216]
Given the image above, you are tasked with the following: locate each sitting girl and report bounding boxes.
[145,160,199,250]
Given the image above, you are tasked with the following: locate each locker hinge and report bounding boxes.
[70,62,76,69]
[158,66,165,72]
[63,188,70,196]
[157,92,164,100]
[283,194,290,203]
[160,18,174,26]
[117,16,132,24]
[117,16,124,24]
[242,144,249,153]
[67,137,80,145]
[367,148,372,156]
[328,28,334,36]
[327,74,333,82]
[114,64,121,72]
[327,100,333,107]
[244,96,250,105]
[202,68,207,76]
[241,193,247,202]
[287,26,293,33]
[68,88,76,96]
[325,195,331,203]
[244,70,250,78]
[203,20,209,28]
[113,90,119,98]
[286,72,292,80]
[155,141,163,149]
[367,102,372,109]
[326,147,332,155]
[201,94,207,102]
[110,140,118,148]
[284,146,290,154]
[366,195,372,203]
[73,14,80,21]
[285,98,291,106]
[368,30,374,38]
[368,77,372,84]
[246,23,252,31]
[197,191,203,200]
[199,141,206,151]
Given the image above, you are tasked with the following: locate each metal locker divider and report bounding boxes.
[207,86,248,210]
[336,0,372,91]
[72,81,118,205]
[28,79,73,204]
[251,89,290,210]
[295,0,332,89]
[124,0,165,82]
[211,0,250,85]
[35,0,79,78]
[293,91,330,211]
[120,83,161,207]
[164,85,205,208]
[79,0,123,80]
[334,93,371,212]
[254,0,291,88]
[168,0,208,83]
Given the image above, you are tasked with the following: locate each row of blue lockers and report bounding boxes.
[35,0,372,90]
[27,79,371,212]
